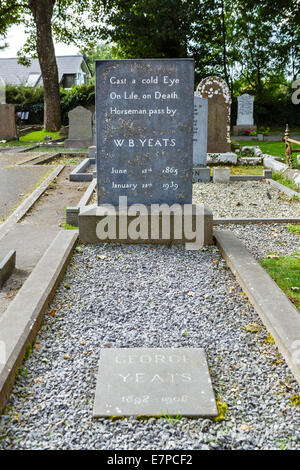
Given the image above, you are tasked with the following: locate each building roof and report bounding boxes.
[0,55,91,86]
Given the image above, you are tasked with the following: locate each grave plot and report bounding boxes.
[193,181,300,219]
[0,243,299,450]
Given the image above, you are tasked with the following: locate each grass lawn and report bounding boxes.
[0,140,35,148]
[230,165,264,176]
[261,250,300,311]
[19,129,61,142]
[273,173,300,193]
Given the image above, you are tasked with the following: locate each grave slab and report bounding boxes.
[93,348,218,418]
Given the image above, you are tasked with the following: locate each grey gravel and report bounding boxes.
[193,180,300,218]
[221,224,300,260]
[0,242,299,450]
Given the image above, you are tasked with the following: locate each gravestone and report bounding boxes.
[193,95,208,166]
[195,76,231,153]
[93,348,218,418]
[64,106,93,149]
[233,93,256,135]
[193,95,210,182]
[96,58,194,206]
[79,59,213,245]
[0,104,17,140]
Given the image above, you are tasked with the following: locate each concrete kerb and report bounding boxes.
[69,158,95,182]
[0,230,78,413]
[267,179,300,199]
[0,165,64,242]
[66,178,97,226]
[214,229,300,387]
[213,217,300,225]
[0,250,16,288]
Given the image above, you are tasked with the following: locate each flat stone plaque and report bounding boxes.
[93,348,218,418]
[95,59,194,206]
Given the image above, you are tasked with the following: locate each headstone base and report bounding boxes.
[192,167,211,183]
[79,204,213,246]
[64,138,93,149]
[213,168,231,183]
[233,125,257,136]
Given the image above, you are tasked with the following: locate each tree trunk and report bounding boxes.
[221,0,229,85]
[28,0,61,131]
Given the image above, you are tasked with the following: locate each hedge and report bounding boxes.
[5,83,300,129]
[6,84,95,125]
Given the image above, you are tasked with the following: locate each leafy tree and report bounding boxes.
[0,1,105,131]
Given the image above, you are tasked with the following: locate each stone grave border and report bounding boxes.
[0,165,64,242]
[66,179,97,226]
[0,231,78,412]
[0,250,16,288]
[69,157,95,182]
[214,230,300,387]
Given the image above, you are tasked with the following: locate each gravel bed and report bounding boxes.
[0,243,299,450]
[193,181,300,218]
[219,224,300,260]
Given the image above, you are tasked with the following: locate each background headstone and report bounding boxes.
[93,348,218,418]
[0,104,17,140]
[237,93,254,126]
[96,58,194,206]
[193,95,208,166]
[196,76,231,153]
[64,105,93,149]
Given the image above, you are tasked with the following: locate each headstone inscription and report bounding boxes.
[64,106,93,149]
[196,76,231,154]
[93,348,218,418]
[96,59,194,206]
[193,95,208,167]
[233,93,257,135]
[237,93,254,126]
[0,104,17,140]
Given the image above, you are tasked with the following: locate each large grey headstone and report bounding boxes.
[64,106,93,149]
[193,95,208,166]
[93,348,218,418]
[237,94,254,126]
[96,59,194,206]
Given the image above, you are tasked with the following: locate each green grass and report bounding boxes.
[261,253,300,311]
[19,129,61,142]
[287,224,300,234]
[230,165,264,176]
[0,140,35,148]
[273,173,299,193]
[62,223,79,230]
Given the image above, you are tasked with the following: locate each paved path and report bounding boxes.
[0,152,49,220]
[0,164,88,317]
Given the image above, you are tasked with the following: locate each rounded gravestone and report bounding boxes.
[196,76,231,153]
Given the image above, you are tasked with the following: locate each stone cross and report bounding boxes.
[195,76,231,153]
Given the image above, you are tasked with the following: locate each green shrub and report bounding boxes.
[6,83,95,125]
